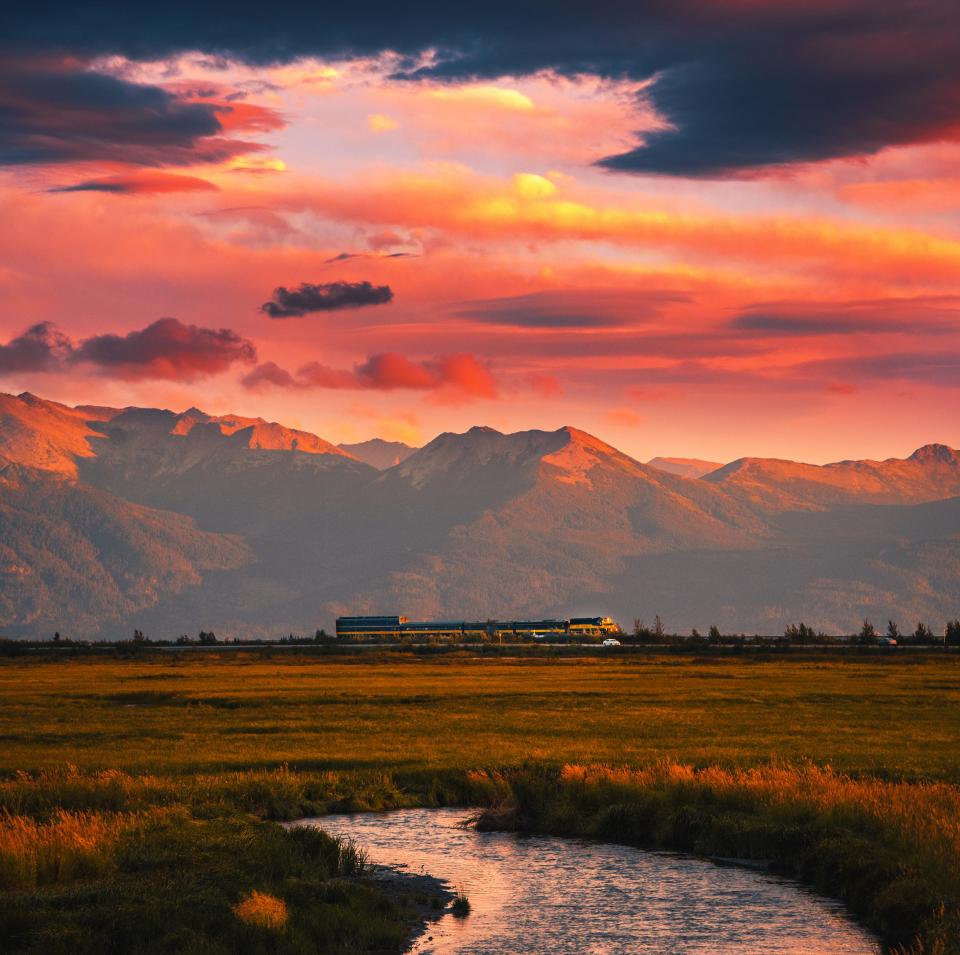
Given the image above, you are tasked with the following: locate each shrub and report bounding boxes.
[233,890,288,931]
[451,886,471,918]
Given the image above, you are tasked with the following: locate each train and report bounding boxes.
[334,614,620,641]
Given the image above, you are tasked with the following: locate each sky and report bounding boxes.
[1,1,959,463]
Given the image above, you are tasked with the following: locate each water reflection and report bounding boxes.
[299,808,879,954]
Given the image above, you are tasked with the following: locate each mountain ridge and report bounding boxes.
[1,390,958,638]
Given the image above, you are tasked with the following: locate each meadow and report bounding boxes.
[3,652,960,778]
[2,651,959,952]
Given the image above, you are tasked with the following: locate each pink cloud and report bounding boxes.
[0,318,256,382]
[243,351,497,398]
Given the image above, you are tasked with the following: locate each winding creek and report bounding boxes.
[296,808,880,954]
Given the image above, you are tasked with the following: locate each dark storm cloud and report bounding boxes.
[6,2,960,175]
[0,319,256,382]
[0,323,73,373]
[597,48,960,177]
[260,281,394,318]
[456,289,691,328]
[0,61,234,167]
[75,318,257,380]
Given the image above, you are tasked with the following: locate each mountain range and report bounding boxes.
[1,390,958,639]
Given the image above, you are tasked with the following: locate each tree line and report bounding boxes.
[626,617,960,645]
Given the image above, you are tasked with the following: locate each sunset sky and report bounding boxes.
[2,2,959,463]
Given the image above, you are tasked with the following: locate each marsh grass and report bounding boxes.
[0,807,139,890]
[0,807,416,954]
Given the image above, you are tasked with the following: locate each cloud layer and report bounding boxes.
[457,289,690,328]
[5,2,960,175]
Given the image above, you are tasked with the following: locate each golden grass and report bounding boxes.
[1,654,958,780]
[553,761,960,875]
[233,890,289,930]
[0,806,143,890]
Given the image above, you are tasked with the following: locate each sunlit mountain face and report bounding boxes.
[0,2,959,466]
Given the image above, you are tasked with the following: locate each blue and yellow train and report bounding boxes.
[335,614,619,641]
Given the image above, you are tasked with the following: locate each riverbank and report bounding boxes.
[0,795,451,953]
[2,761,957,953]
[469,764,959,954]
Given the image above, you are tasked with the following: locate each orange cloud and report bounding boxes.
[212,101,285,134]
[528,373,562,397]
[838,177,960,212]
[368,113,399,133]
[278,165,960,282]
[604,408,645,428]
[428,85,535,112]
[243,352,497,398]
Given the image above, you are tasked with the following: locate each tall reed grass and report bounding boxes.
[0,807,143,890]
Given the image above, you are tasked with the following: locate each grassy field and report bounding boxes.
[2,652,959,953]
[2,652,959,779]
